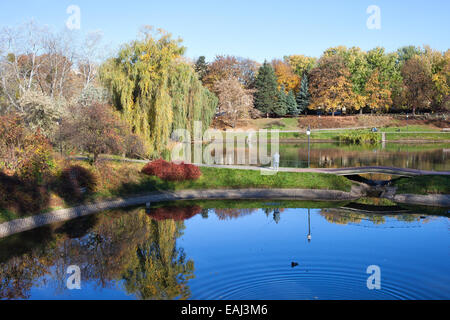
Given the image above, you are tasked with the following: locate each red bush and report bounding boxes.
[141,159,202,181]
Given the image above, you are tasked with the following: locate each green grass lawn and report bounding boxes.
[274,127,450,142]
[115,166,354,196]
[393,176,450,195]
[380,125,441,132]
[386,133,450,141]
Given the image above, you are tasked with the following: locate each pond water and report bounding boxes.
[0,201,449,300]
[202,142,450,171]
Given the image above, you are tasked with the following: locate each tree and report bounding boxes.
[296,74,310,114]
[274,86,288,117]
[286,90,299,116]
[214,77,254,128]
[78,31,104,89]
[324,46,371,101]
[397,46,424,65]
[401,55,435,115]
[284,55,317,77]
[202,55,259,93]
[365,69,392,114]
[0,21,104,113]
[18,90,62,138]
[35,31,76,99]
[0,21,47,110]
[423,47,450,109]
[62,103,126,163]
[366,47,402,110]
[76,84,110,107]
[100,27,217,156]
[272,59,300,93]
[254,61,278,117]
[194,56,208,82]
[309,56,354,116]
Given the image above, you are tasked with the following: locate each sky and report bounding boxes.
[0,0,449,62]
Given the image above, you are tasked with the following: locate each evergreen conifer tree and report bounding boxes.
[274,85,288,117]
[286,90,299,116]
[254,61,278,117]
[194,56,208,81]
[296,73,311,114]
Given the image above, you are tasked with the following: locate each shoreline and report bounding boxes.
[1,187,449,239]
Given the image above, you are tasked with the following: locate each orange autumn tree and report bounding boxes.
[271,59,300,93]
[308,56,354,116]
[365,69,393,114]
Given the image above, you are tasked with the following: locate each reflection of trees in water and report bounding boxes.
[201,143,448,170]
[215,208,257,220]
[0,209,194,300]
[310,148,446,170]
[149,206,202,221]
[319,208,429,226]
[278,145,447,170]
[123,218,194,300]
[0,254,49,300]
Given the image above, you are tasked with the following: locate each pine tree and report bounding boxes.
[286,90,299,116]
[296,73,311,114]
[274,86,288,117]
[254,61,278,117]
[194,56,208,81]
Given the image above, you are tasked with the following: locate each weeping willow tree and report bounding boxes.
[100,27,217,156]
[168,62,217,134]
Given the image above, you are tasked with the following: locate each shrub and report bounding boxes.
[0,115,55,184]
[337,130,380,145]
[58,165,97,201]
[141,159,202,181]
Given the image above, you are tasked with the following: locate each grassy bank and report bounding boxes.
[393,176,450,195]
[217,125,450,142]
[0,162,353,223]
[106,165,354,196]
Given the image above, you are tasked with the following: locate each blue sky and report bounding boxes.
[0,0,448,62]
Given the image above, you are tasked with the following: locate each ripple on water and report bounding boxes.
[190,256,448,300]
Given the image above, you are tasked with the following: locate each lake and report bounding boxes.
[1,201,448,300]
[199,142,450,171]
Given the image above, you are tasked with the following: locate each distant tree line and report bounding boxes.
[195,45,449,119]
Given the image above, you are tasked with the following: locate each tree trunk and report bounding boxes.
[93,153,99,165]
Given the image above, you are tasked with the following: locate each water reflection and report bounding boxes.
[203,142,450,171]
[0,202,448,300]
[0,209,195,300]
